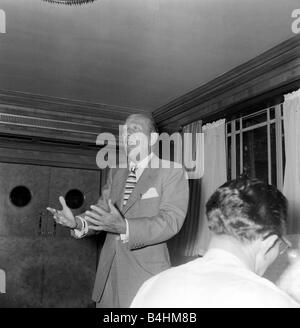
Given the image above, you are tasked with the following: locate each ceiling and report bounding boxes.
[0,0,298,112]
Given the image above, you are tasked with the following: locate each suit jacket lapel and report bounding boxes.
[110,168,129,211]
[122,167,156,214]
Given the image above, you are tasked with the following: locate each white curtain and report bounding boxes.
[168,119,227,259]
[283,89,300,233]
[195,119,227,255]
[0,269,5,293]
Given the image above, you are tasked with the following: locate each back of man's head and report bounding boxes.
[206,177,288,242]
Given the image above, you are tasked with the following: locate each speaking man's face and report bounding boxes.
[123,118,150,163]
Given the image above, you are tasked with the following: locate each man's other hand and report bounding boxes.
[84,199,126,234]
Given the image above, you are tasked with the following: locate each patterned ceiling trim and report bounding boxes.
[0,112,100,135]
[0,90,146,144]
[43,0,96,5]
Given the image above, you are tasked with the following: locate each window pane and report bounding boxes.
[242,126,268,183]
[270,107,276,120]
[243,111,267,129]
[227,122,231,134]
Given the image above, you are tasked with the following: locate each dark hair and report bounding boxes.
[205,177,288,241]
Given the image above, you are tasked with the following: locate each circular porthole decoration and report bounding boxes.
[10,185,32,207]
[65,189,85,209]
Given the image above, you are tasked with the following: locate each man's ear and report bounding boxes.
[261,234,279,256]
[255,234,279,276]
[150,132,158,146]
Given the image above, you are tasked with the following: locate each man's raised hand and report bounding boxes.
[47,196,77,229]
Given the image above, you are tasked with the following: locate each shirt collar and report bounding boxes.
[204,248,251,271]
[130,152,153,171]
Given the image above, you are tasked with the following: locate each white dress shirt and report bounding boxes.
[128,152,154,181]
[131,248,300,308]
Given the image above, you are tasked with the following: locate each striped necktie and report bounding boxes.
[123,166,137,206]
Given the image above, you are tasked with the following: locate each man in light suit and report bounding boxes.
[48,113,189,307]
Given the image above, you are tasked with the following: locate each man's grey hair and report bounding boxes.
[125,113,157,134]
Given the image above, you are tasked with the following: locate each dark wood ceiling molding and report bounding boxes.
[153,35,300,132]
[0,135,100,169]
[0,90,145,144]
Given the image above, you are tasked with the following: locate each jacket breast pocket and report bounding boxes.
[136,197,161,216]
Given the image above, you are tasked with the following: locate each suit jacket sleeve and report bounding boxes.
[127,167,189,250]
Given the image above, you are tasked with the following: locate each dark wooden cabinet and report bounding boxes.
[0,163,100,307]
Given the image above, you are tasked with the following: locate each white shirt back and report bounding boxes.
[131,248,299,308]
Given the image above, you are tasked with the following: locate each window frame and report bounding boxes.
[226,104,284,190]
